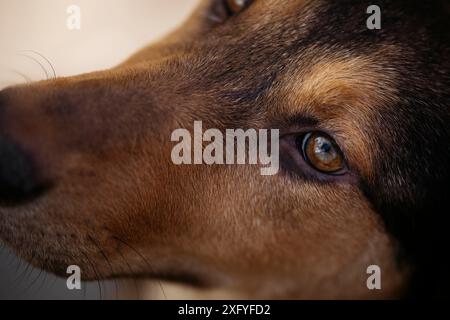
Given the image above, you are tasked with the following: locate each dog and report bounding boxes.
[0,0,449,299]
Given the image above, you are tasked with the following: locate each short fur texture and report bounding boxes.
[0,0,449,299]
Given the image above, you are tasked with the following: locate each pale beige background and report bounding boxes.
[0,0,199,88]
[0,0,200,300]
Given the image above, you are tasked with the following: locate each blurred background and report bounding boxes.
[0,0,199,87]
[0,0,199,299]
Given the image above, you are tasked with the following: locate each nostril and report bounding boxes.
[0,136,46,206]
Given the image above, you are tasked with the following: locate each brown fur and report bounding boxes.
[1,0,449,299]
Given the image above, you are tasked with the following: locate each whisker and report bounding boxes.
[13,254,34,285]
[18,268,43,297]
[22,261,37,286]
[0,246,15,270]
[21,50,57,79]
[14,255,24,274]
[87,234,119,300]
[32,270,48,297]
[6,253,15,268]
[1,68,32,84]
[110,235,167,300]
[12,254,36,298]
[48,271,59,290]
[115,245,141,299]
[17,52,50,80]
[80,250,103,300]
[12,70,32,83]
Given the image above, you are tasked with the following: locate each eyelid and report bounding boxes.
[280,135,354,183]
[208,0,253,24]
[279,125,349,164]
[281,129,353,177]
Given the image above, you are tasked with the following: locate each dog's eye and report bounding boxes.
[298,132,345,174]
[210,0,252,23]
[225,0,251,15]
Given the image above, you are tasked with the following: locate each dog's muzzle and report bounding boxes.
[0,93,47,206]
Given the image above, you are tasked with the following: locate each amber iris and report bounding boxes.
[302,132,345,173]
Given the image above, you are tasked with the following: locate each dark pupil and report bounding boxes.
[318,139,332,153]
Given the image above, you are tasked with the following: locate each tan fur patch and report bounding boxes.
[275,52,400,178]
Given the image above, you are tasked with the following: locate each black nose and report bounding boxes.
[0,136,44,206]
[0,91,45,206]
[0,92,47,206]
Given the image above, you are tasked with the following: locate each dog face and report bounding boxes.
[0,0,449,299]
